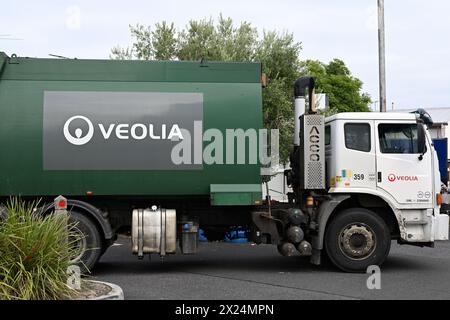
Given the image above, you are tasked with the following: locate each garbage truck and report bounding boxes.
[0,52,448,272]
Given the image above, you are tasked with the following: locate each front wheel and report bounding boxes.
[325,208,391,273]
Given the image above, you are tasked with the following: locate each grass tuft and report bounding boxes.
[0,197,82,300]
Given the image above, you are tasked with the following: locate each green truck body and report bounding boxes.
[2,53,431,274]
[0,53,263,204]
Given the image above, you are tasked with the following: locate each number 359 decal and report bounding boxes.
[353,174,365,181]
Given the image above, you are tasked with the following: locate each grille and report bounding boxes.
[307,162,324,189]
[306,116,323,126]
[301,114,326,190]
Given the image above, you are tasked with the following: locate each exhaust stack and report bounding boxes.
[294,77,316,146]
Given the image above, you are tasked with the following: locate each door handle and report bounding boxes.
[378,172,382,183]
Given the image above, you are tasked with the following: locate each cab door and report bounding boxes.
[375,121,433,206]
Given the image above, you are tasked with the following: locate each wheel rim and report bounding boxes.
[338,223,377,261]
[69,226,87,264]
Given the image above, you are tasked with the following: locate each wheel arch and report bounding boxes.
[313,193,400,252]
[44,199,114,240]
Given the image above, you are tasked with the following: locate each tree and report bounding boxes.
[111,22,178,60]
[111,16,370,162]
[111,16,300,162]
[255,31,301,162]
[299,59,371,115]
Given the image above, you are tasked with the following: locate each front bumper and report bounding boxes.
[434,214,449,241]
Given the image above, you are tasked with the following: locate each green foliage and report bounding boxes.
[262,78,296,163]
[255,31,301,162]
[0,198,80,300]
[300,59,371,114]
[111,16,369,162]
[153,22,178,60]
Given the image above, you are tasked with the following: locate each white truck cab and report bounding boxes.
[325,112,449,245]
[285,77,448,272]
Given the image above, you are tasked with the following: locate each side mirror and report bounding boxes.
[417,123,427,160]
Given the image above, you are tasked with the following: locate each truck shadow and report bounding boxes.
[95,256,324,273]
[92,242,430,276]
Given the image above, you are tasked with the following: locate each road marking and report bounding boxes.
[180,271,360,300]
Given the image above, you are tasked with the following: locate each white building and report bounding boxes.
[388,108,448,137]
[389,108,450,152]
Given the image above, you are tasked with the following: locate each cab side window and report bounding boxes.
[344,123,371,152]
[379,124,419,154]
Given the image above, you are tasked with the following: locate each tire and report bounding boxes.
[68,211,103,273]
[325,208,391,273]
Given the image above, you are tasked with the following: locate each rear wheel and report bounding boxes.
[325,208,391,273]
[68,211,103,273]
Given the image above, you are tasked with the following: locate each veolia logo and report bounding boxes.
[387,174,419,182]
[63,115,94,146]
[62,115,184,146]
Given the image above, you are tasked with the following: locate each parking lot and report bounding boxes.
[93,236,450,300]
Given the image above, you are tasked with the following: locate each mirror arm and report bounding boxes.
[417,122,427,161]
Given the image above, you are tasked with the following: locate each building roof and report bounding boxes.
[389,108,450,125]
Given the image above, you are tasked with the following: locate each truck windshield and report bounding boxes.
[378,124,419,154]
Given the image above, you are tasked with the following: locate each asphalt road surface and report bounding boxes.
[93,236,450,300]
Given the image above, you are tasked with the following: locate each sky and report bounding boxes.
[1,0,449,110]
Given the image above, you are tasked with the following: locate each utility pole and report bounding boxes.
[378,0,387,112]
